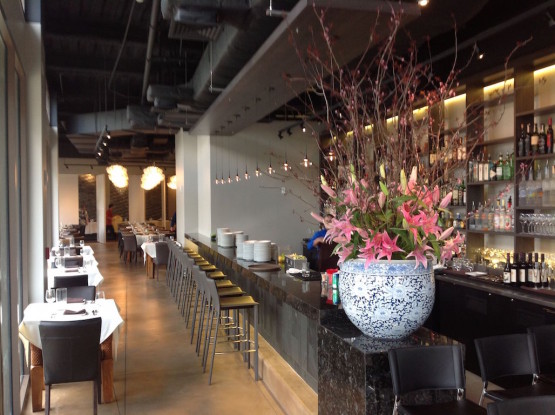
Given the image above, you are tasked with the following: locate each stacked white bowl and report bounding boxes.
[235,234,248,259]
[219,232,235,248]
[254,240,272,262]
[216,227,230,245]
[243,240,256,261]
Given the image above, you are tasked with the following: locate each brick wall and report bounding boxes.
[145,183,162,220]
[78,174,96,221]
[109,182,129,220]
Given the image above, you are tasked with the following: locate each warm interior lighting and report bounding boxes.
[483,79,514,95]
[417,0,429,6]
[444,93,466,106]
[255,164,261,177]
[106,164,128,188]
[267,160,274,174]
[534,63,555,78]
[141,165,164,190]
[167,175,177,189]
[328,150,335,162]
[235,169,241,182]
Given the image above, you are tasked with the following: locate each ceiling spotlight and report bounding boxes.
[301,123,306,133]
[474,43,485,60]
[478,52,485,60]
[417,0,429,6]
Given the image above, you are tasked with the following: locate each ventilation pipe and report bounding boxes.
[142,0,161,104]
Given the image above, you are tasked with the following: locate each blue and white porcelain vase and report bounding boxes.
[338,259,435,340]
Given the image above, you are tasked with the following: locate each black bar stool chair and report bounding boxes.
[487,395,555,415]
[527,324,555,384]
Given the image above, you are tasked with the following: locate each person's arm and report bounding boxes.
[307,229,326,250]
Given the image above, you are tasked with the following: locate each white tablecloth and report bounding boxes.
[135,234,149,246]
[85,221,98,234]
[47,265,104,288]
[18,299,123,349]
[141,242,157,264]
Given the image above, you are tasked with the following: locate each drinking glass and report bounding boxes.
[64,246,70,257]
[56,287,67,304]
[95,291,105,304]
[45,289,56,303]
[80,239,85,247]
[54,256,63,269]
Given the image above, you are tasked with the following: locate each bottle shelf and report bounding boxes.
[516,205,555,210]
[467,229,515,236]
[516,233,555,240]
[470,136,514,148]
[467,179,514,186]
[516,153,555,162]
[515,103,555,118]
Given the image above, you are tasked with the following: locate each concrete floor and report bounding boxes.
[21,242,289,415]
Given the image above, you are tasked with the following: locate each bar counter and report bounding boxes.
[185,233,461,414]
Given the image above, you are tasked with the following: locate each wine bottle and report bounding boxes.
[531,124,539,155]
[534,252,541,289]
[518,252,526,287]
[539,124,546,155]
[547,117,553,154]
[525,124,531,156]
[518,123,525,157]
[541,253,548,288]
[527,252,534,288]
[510,253,519,287]
[502,153,510,180]
[496,154,503,181]
[503,252,511,285]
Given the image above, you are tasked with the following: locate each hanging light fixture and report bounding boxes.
[244,163,250,180]
[282,152,291,171]
[327,149,335,162]
[255,161,261,177]
[301,145,313,168]
[106,164,128,188]
[167,175,177,189]
[141,165,165,190]
[267,156,275,174]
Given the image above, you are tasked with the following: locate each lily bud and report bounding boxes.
[320,175,328,186]
[400,169,407,192]
[379,163,386,179]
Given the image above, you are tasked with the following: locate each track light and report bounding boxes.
[278,131,284,139]
[286,128,292,136]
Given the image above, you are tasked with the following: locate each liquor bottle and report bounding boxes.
[468,203,476,230]
[547,117,553,154]
[493,199,500,231]
[527,253,534,287]
[468,158,474,183]
[461,180,466,206]
[499,198,506,231]
[534,253,541,289]
[487,153,494,181]
[503,253,511,285]
[507,196,514,230]
[481,203,488,231]
[452,184,459,206]
[502,153,511,181]
[531,124,539,155]
[539,124,546,155]
[543,160,551,206]
[510,252,519,287]
[541,253,548,288]
[525,123,532,156]
[518,123,525,157]
[487,204,494,231]
[478,152,484,182]
[476,203,483,230]
[509,152,514,179]
[496,154,503,181]
[518,252,526,287]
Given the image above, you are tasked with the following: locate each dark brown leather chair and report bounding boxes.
[53,274,89,288]
[66,285,96,303]
[39,318,102,415]
[388,344,486,415]
[527,324,555,384]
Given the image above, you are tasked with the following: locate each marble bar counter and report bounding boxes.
[185,233,460,414]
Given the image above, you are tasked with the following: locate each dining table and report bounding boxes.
[46,261,104,288]
[141,242,158,278]
[19,300,124,411]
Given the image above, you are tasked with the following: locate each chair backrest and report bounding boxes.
[39,317,101,385]
[474,333,539,383]
[388,344,466,396]
[487,395,555,415]
[66,285,96,302]
[53,274,89,288]
[527,324,555,375]
[63,255,83,267]
[317,242,339,272]
[122,234,137,251]
[155,242,169,265]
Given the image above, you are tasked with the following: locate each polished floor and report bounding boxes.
[21,242,287,415]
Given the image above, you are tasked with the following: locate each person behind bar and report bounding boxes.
[106,203,115,240]
[307,214,334,252]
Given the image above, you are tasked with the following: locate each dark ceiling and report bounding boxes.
[38,0,555,165]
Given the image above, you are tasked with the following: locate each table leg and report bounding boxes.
[30,344,44,412]
[101,335,114,403]
[146,255,155,279]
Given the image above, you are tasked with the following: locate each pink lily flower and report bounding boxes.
[321,184,336,198]
[406,245,434,269]
[374,232,404,261]
[439,192,453,208]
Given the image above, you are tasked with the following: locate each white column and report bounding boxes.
[96,174,106,243]
[175,129,198,242]
[128,174,145,223]
[197,135,211,237]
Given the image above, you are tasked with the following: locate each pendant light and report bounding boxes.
[301,144,312,168]
[255,161,261,177]
[282,151,291,171]
[267,156,274,175]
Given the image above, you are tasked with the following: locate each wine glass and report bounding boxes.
[80,239,85,247]
[45,289,56,303]
[95,291,105,304]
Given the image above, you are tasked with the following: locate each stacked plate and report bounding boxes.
[216,227,230,245]
[236,242,244,259]
[219,232,235,248]
[243,240,256,261]
[235,233,248,244]
[254,240,272,262]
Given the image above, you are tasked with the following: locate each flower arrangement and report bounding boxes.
[293,6,519,269]
[313,165,464,268]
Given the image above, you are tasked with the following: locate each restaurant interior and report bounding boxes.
[2,0,555,413]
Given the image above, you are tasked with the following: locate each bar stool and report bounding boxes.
[201,273,259,385]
